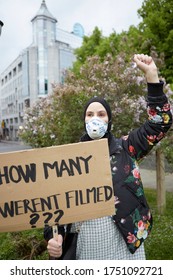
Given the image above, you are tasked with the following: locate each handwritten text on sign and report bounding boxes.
[0,139,114,232]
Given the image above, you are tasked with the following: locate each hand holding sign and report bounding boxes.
[47,226,63,259]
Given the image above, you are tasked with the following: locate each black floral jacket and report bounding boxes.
[109,81,172,253]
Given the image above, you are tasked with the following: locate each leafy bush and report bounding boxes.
[19,54,150,147]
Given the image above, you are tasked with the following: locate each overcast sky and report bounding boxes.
[0,0,144,73]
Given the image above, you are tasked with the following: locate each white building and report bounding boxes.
[0,0,83,140]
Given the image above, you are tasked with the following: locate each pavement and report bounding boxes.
[0,139,28,146]
[140,168,173,192]
[0,139,31,152]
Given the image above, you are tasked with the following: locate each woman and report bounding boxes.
[44,54,172,259]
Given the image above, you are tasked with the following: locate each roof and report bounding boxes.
[31,0,57,22]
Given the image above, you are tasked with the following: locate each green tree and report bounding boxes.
[73,27,103,73]
[73,0,173,84]
[137,0,173,83]
[73,27,122,74]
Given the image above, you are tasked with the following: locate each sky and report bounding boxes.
[0,0,144,73]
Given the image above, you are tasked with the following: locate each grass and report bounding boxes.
[0,188,173,259]
[144,188,173,260]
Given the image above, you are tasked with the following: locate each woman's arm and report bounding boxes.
[122,54,172,161]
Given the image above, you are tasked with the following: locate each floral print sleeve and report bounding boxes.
[123,81,172,161]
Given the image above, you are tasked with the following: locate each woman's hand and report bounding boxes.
[134,54,159,83]
[47,234,63,258]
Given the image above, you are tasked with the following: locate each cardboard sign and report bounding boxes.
[0,139,114,233]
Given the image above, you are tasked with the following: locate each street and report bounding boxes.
[0,140,31,153]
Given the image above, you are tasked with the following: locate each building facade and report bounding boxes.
[0,0,83,140]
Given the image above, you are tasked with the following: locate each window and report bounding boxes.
[13,67,16,76]
[44,79,48,94]
[25,99,30,108]
[9,72,12,79]
[18,62,22,72]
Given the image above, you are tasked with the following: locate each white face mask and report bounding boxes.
[85,117,108,139]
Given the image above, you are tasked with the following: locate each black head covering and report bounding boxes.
[83,96,112,132]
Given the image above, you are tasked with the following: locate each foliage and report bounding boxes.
[73,27,122,74]
[160,130,173,170]
[73,1,173,84]
[20,85,88,147]
[77,1,173,85]
[159,80,173,169]
[137,0,173,83]
[20,53,151,147]
[0,229,47,260]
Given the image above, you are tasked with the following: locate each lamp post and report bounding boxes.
[0,20,4,36]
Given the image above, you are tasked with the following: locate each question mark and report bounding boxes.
[29,213,40,228]
[43,212,53,226]
[54,210,64,224]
